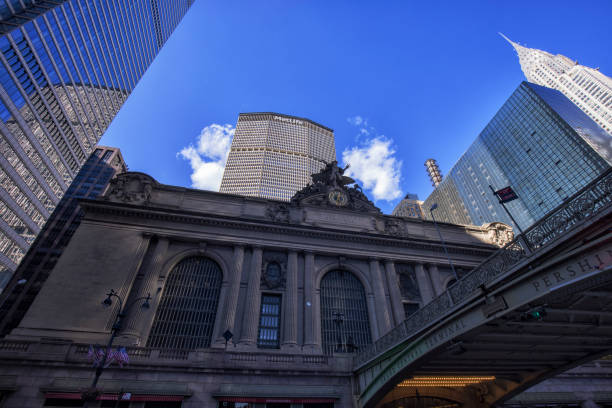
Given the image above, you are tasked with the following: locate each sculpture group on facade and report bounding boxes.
[292,161,381,214]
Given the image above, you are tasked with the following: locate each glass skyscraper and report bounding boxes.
[220,112,336,202]
[0,0,193,282]
[0,146,125,335]
[423,81,611,231]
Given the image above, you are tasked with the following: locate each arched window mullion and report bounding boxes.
[147,256,222,350]
[320,269,372,355]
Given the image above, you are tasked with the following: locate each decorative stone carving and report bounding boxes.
[483,222,514,247]
[105,172,157,206]
[261,252,287,290]
[292,161,381,214]
[384,218,407,237]
[371,217,408,237]
[395,264,421,302]
[265,203,290,223]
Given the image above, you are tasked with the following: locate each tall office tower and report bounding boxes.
[219,112,336,201]
[0,1,194,279]
[392,193,424,219]
[0,146,126,335]
[502,34,612,135]
[423,81,611,231]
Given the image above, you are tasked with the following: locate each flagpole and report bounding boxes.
[489,185,525,236]
[83,290,151,406]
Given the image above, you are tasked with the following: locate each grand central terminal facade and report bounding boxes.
[0,164,607,407]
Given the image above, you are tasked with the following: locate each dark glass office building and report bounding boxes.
[0,1,194,286]
[424,81,611,231]
[0,145,125,335]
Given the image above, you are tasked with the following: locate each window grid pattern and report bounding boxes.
[391,196,424,219]
[257,294,281,348]
[220,113,336,202]
[147,256,223,350]
[424,82,610,231]
[320,269,371,355]
[0,146,124,334]
[0,0,193,279]
[506,36,612,135]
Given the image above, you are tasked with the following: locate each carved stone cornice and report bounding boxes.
[79,200,496,258]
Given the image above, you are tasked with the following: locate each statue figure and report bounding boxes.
[312,161,355,188]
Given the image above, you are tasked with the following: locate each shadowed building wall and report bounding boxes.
[0,145,126,335]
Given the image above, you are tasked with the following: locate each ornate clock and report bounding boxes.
[328,189,348,207]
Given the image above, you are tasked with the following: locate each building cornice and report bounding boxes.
[238,112,334,133]
[79,199,496,259]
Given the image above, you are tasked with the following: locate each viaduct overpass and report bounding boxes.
[354,169,612,407]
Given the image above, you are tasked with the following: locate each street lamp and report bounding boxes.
[429,203,459,282]
[83,289,151,403]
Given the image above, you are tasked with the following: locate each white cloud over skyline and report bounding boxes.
[343,116,403,201]
[178,118,402,202]
[347,115,365,126]
[178,123,234,191]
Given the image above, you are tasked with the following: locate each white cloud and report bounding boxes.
[347,115,364,126]
[178,123,234,191]
[342,137,402,201]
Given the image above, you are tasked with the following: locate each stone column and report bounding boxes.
[384,260,405,325]
[214,245,244,345]
[239,246,263,347]
[370,258,391,335]
[366,293,380,340]
[415,263,435,304]
[282,250,298,349]
[303,251,319,352]
[123,237,169,343]
[109,233,152,335]
[428,264,445,296]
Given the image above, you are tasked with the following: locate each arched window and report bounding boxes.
[320,269,371,355]
[147,256,222,349]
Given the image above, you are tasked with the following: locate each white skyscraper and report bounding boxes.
[501,33,612,135]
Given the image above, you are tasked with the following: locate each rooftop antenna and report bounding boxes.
[425,159,443,188]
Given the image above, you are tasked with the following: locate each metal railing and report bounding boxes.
[354,168,612,368]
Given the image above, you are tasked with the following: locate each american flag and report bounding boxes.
[87,345,129,368]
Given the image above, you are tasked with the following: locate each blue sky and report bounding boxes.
[100,0,612,214]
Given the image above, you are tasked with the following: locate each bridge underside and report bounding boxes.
[374,268,612,408]
[358,172,612,408]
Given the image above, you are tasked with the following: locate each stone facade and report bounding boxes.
[0,171,506,407]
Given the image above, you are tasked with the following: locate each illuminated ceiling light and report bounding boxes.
[397,376,496,388]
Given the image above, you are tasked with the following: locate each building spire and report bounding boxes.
[499,32,524,53]
[498,32,514,45]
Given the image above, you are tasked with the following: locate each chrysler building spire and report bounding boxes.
[501,33,612,135]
